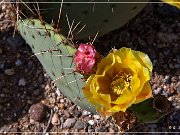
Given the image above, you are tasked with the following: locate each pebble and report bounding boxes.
[60,99,65,103]
[74,121,85,130]
[0,48,2,54]
[154,87,162,95]
[177,87,180,94]
[173,113,180,121]
[7,34,25,50]
[55,88,61,96]
[29,103,46,122]
[63,118,76,128]
[10,127,19,132]
[82,110,91,116]
[15,59,22,66]
[4,68,15,75]
[27,61,33,69]
[163,75,171,84]
[168,96,173,101]
[58,103,65,109]
[18,78,26,86]
[33,89,41,96]
[88,120,95,126]
[51,113,60,126]
[74,109,82,117]
[174,64,180,69]
[93,115,100,120]
[161,91,168,97]
[63,110,71,118]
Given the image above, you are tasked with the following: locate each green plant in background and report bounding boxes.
[16,0,172,129]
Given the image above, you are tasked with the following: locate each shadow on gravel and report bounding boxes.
[0,30,46,128]
[95,3,180,76]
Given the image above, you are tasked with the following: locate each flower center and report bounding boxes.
[111,72,132,95]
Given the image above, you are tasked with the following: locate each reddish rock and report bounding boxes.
[29,103,46,122]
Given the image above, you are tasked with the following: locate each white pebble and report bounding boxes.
[55,88,61,96]
[93,115,100,120]
[18,78,26,86]
[82,110,91,116]
[60,99,64,103]
[88,120,95,125]
[15,59,22,66]
[51,113,60,125]
[168,97,173,101]
[4,68,15,75]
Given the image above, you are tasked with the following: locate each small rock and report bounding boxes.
[163,75,171,84]
[161,91,168,97]
[154,88,162,95]
[60,99,64,103]
[27,100,33,105]
[174,64,180,69]
[63,118,76,128]
[58,103,65,109]
[173,113,180,121]
[33,89,41,96]
[176,82,180,93]
[168,96,173,101]
[88,120,95,126]
[93,115,100,120]
[0,48,2,54]
[168,87,175,95]
[82,110,91,116]
[74,121,85,130]
[4,68,15,75]
[29,118,35,124]
[171,76,178,82]
[63,110,71,118]
[27,61,33,69]
[51,113,60,126]
[55,88,61,96]
[7,34,25,50]
[10,127,19,132]
[74,110,82,117]
[29,103,46,122]
[1,61,13,71]
[15,59,22,66]
[18,78,26,86]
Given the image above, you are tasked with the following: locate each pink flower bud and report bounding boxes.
[74,44,96,74]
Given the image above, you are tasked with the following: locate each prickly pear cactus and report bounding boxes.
[17,19,97,113]
[22,0,149,39]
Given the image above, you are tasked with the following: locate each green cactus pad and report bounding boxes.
[22,0,148,39]
[17,19,97,113]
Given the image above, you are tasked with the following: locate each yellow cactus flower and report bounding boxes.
[83,47,153,116]
[161,0,180,9]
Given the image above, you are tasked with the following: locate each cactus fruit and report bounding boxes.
[17,19,97,113]
[22,0,149,39]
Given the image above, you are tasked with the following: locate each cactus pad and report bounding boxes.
[23,0,149,39]
[17,19,97,113]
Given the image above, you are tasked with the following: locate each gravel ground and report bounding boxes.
[0,1,180,134]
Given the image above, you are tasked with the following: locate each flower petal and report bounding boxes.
[133,50,153,74]
[161,0,180,9]
[135,82,152,104]
[115,48,142,73]
[83,75,95,100]
[131,74,140,93]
